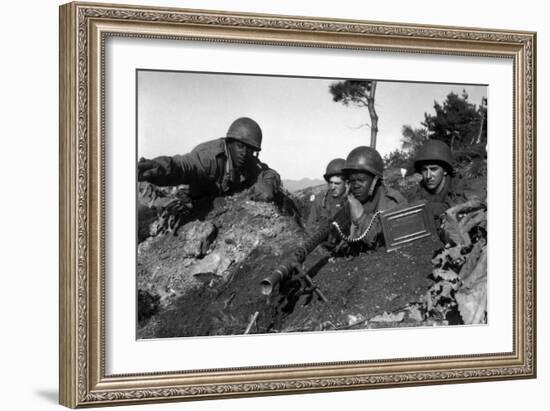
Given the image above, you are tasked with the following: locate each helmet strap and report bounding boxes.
[434,173,449,194]
[368,176,379,197]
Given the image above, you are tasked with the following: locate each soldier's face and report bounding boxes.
[421,164,446,192]
[229,140,254,169]
[327,176,346,198]
[348,172,375,203]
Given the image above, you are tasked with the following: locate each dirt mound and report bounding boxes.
[137,186,445,338]
[137,189,306,337]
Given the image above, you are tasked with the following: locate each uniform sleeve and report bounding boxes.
[137,151,216,187]
[138,156,178,186]
[173,150,218,182]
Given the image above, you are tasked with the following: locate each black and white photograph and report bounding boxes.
[136,71,488,339]
[51,1,540,408]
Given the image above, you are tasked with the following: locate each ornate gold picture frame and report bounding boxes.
[59,2,536,408]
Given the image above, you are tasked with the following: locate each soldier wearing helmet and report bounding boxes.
[339,146,407,250]
[137,117,280,239]
[412,140,469,225]
[305,158,348,234]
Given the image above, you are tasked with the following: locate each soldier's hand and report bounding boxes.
[347,193,364,222]
[332,239,351,256]
[137,158,155,181]
[137,157,171,182]
[343,182,350,197]
[248,181,275,202]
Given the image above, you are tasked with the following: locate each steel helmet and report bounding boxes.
[342,146,384,178]
[414,140,454,173]
[225,117,263,151]
[323,158,346,181]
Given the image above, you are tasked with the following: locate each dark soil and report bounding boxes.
[278,237,439,332]
[145,234,439,338]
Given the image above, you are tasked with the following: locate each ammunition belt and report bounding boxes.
[331,210,382,243]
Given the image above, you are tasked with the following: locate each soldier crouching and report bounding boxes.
[137,117,281,241]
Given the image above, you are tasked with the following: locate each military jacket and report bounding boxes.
[305,190,347,234]
[410,175,470,224]
[138,138,280,201]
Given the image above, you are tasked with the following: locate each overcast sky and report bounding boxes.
[137,70,487,180]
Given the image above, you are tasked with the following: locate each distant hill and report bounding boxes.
[282,178,324,193]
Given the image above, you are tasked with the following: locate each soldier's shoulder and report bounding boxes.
[407,182,423,200]
[384,186,407,204]
[452,175,486,201]
[312,191,328,205]
[191,138,226,156]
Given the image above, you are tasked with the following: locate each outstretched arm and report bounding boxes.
[137,156,181,186]
[138,151,214,187]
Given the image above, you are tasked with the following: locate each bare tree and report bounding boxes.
[472,96,488,145]
[329,80,379,148]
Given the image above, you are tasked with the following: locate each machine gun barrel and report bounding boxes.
[260,261,298,296]
[260,207,349,296]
